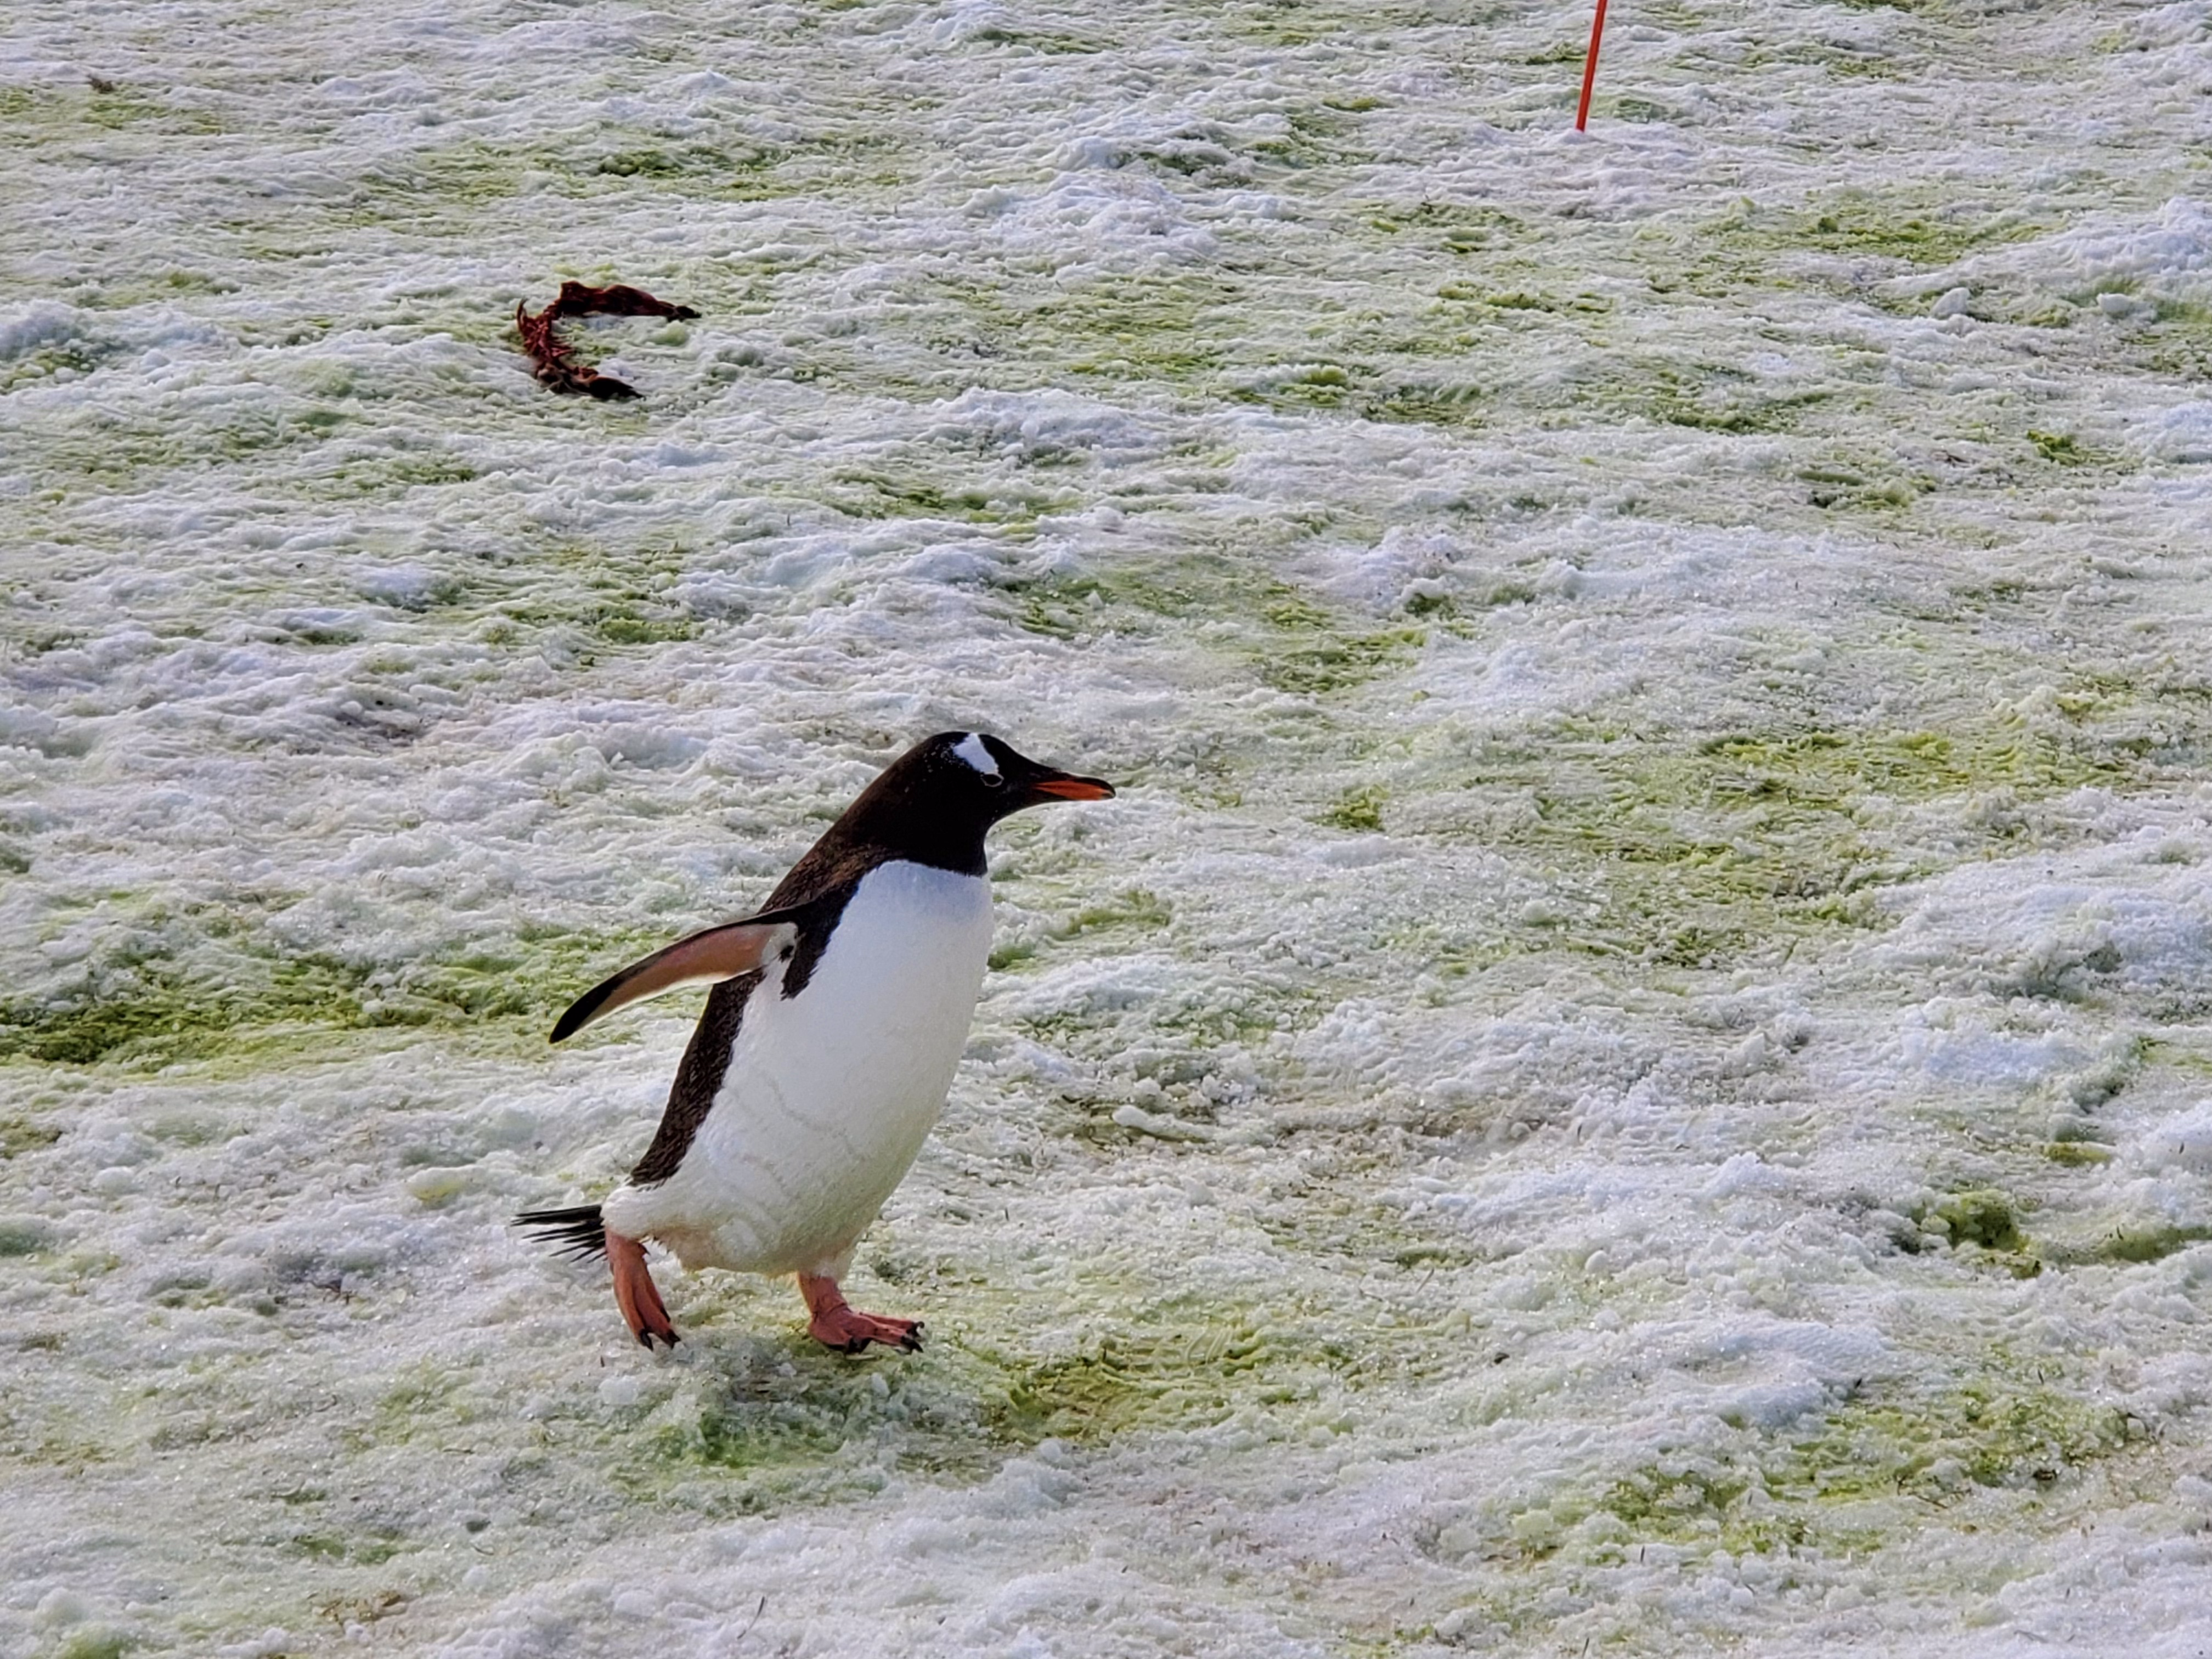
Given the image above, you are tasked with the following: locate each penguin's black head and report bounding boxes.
[836,731,1115,873]
[922,730,1115,821]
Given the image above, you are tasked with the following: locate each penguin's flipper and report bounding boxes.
[551,908,804,1042]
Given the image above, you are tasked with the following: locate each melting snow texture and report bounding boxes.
[4,0,2212,1654]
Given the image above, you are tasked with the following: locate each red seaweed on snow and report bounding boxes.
[514,280,699,400]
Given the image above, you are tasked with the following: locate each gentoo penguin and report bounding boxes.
[516,731,1114,1352]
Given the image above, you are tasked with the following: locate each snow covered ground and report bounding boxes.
[4,0,2212,1651]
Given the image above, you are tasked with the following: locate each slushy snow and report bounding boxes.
[3,0,2212,1654]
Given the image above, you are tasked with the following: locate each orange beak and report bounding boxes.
[1030,774,1115,802]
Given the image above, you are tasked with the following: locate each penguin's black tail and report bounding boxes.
[512,1204,607,1260]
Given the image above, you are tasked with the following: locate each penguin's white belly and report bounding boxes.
[608,861,993,1276]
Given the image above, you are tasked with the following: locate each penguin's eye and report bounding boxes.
[979,772,1005,789]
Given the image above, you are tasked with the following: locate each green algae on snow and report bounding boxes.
[0,82,226,138]
[1778,1380,2137,1505]
[1511,1378,2142,1567]
[988,887,1172,972]
[0,953,377,1068]
[1931,1188,2024,1253]
[983,1324,1274,1444]
[2100,1223,2212,1265]
[0,917,670,1070]
[1415,711,2153,969]
[637,1324,1269,1491]
[0,1116,63,1159]
[1634,361,1833,436]
[1792,195,2040,268]
[1321,786,1388,833]
[606,1311,1373,1514]
[1003,561,1424,696]
[926,273,1245,388]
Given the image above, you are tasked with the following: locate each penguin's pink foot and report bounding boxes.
[608,1230,679,1348]
[798,1273,923,1355]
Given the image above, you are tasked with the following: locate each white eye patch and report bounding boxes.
[951,731,1000,777]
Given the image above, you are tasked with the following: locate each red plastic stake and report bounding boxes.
[1576,0,1610,131]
